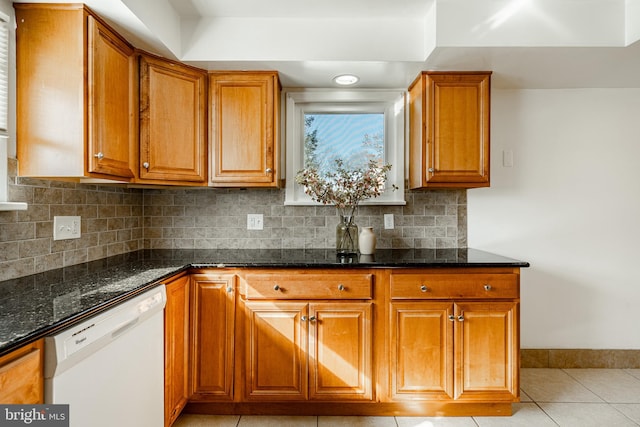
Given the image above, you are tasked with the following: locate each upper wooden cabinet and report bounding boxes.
[16,4,135,181]
[209,72,281,188]
[138,53,208,184]
[408,72,491,189]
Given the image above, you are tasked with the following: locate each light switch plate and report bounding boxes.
[247,214,264,230]
[503,150,514,167]
[53,216,81,240]
[384,214,394,229]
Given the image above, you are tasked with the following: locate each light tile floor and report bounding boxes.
[174,369,640,427]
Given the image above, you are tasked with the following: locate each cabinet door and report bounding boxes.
[209,72,280,187]
[87,16,135,179]
[164,275,190,426]
[190,274,236,401]
[426,73,490,186]
[139,54,207,183]
[454,301,519,401]
[389,302,454,400]
[309,303,373,401]
[408,72,490,189]
[0,339,44,404]
[244,302,308,401]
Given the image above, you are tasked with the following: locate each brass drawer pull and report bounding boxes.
[484,284,492,291]
[420,285,428,293]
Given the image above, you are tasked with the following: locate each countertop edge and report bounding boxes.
[0,249,529,357]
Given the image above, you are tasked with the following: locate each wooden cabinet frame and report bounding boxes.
[409,71,491,189]
[209,72,281,187]
[177,267,520,418]
[16,5,135,181]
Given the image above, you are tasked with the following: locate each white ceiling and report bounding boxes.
[13,0,640,89]
[167,0,432,19]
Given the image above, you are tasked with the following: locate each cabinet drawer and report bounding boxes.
[390,273,518,299]
[244,273,373,300]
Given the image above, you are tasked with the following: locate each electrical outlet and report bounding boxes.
[384,213,394,230]
[247,214,264,230]
[53,216,81,240]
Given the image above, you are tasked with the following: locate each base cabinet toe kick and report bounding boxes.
[166,266,522,423]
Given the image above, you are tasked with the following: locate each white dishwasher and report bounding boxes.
[44,285,166,427]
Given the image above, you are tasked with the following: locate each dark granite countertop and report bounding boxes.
[0,248,528,356]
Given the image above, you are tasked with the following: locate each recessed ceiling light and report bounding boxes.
[333,74,359,86]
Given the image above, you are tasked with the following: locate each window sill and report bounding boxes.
[0,201,28,211]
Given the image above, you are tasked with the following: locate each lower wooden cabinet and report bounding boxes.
[390,301,518,402]
[390,301,454,400]
[164,275,190,426]
[0,339,44,404]
[388,270,520,407]
[454,301,518,401]
[243,301,372,401]
[190,273,236,401]
[175,267,520,416]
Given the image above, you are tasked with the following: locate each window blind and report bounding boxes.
[0,12,9,133]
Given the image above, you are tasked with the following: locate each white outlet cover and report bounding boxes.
[53,216,81,240]
[247,214,264,230]
[384,213,394,229]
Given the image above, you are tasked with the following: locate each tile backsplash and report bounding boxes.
[1,158,467,281]
[143,187,466,251]
[0,159,144,281]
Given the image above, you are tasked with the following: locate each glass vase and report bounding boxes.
[336,215,358,255]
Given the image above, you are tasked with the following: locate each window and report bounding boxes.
[0,8,26,210]
[284,89,406,205]
[0,10,7,133]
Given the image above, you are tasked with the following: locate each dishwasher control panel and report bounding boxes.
[44,285,166,378]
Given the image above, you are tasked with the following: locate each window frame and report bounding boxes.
[0,7,27,210]
[284,89,406,206]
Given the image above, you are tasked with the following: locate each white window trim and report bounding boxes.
[0,8,27,211]
[284,89,406,206]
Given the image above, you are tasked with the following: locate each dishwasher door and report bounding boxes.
[44,285,166,427]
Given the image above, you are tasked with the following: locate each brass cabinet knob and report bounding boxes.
[420,285,428,292]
